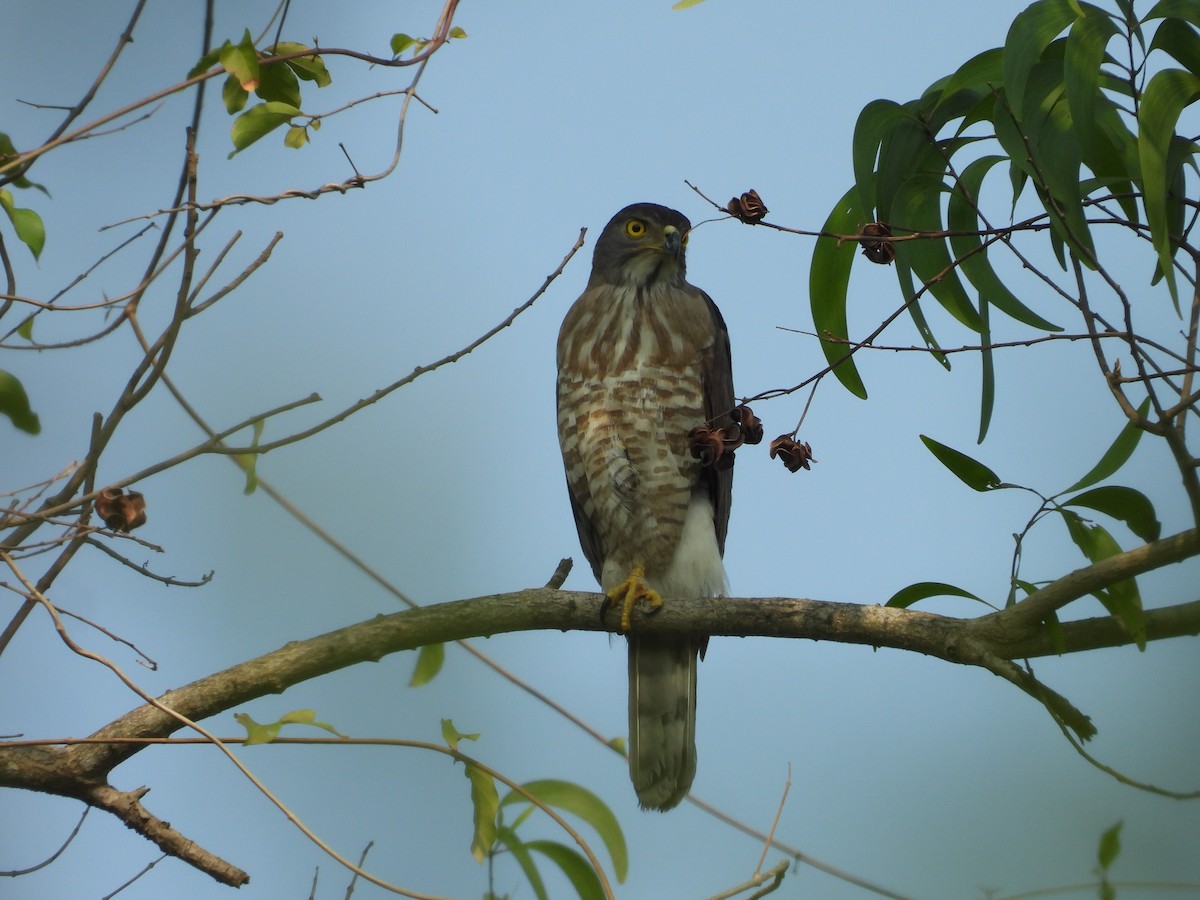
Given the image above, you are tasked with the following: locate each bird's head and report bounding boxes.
[589,203,692,288]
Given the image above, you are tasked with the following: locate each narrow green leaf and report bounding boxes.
[0,189,45,260]
[978,297,995,443]
[1063,399,1151,492]
[1004,0,1080,117]
[895,260,950,368]
[890,175,983,331]
[277,708,344,736]
[938,47,1006,112]
[495,827,548,900]
[441,718,480,752]
[947,155,1062,330]
[851,99,908,216]
[1148,16,1200,76]
[920,435,1001,491]
[527,841,606,900]
[229,101,301,153]
[219,30,261,91]
[809,187,868,398]
[1145,0,1200,27]
[1064,485,1162,542]
[272,42,332,86]
[1065,4,1118,155]
[0,369,40,434]
[0,132,47,194]
[409,642,445,686]
[466,762,500,863]
[875,113,945,226]
[240,418,264,494]
[502,779,628,883]
[672,0,706,8]
[885,581,992,610]
[1097,820,1123,871]
[1138,67,1200,304]
[1043,608,1067,654]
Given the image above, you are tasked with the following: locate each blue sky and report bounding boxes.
[2,1,1198,898]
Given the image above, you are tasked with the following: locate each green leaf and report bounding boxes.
[391,32,415,56]
[895,260,950,367]
[1064,485,1162,542]
[978,296,995,442]
[1065,3,1118,156]
[1138,67,1200,304]
[920,435,1002,491]
[1059,510,1145,648]
[449,26,468,39]
[0,189,45,260]
[1097,820,1123,871]
[16,317,33,341]
[495,827,548,899]
[221,74,248,114]
[502,779,628,883]
[240,418,264,494]
[234,709,344,745]
[219,29,260,91]
[409,642,445,686]
[0,132,47,194]
[886,581,993,610]
[271,42,331,87]
[256,58,302,107]
[1063,398,1151,492]
[466,762,500,863]
[673,0,706,8]
[938,47,1006,112]
[1148,16,1200,76]
[1004,0,1080,117]
[527,841,606,900]
[809,187,868,398]
[0,369,40,434]
[948,156,1062,331]
[851,99,909,216]
[1145,0,1200,28]
[229,101,301,153]
[441,718,480,752]
[283,125,308,149]
[188,46,223,78]
[890,175,983,331]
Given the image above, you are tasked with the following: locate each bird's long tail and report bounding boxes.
[627,634,698,811]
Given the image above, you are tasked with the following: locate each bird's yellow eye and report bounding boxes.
[625,218,647,238]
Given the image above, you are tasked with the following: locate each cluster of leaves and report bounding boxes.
[0,133,46,434]
[811,0,1198,418]
[233,713,626,897]
[390,25,467,59]
[808,0,1199,644]
[893,403,1158,649]
[189,31,332,155]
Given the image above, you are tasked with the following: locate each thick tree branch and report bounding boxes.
[2,530,1197,884]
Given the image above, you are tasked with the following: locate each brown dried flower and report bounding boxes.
[769,436,816,473]
[95,486,147,532]
[859,221,895,265]
[689,425,727,468]
[727,189,769,224]
[731,405,764,445]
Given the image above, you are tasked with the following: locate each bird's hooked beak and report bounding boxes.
[662,225,683,260]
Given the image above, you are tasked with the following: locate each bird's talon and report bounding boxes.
[605,564,664,632]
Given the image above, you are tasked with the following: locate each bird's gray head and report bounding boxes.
[589,203,692,289]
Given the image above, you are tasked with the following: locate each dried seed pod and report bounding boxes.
[859,221,895,265]
[726,189,769,224]
[769,436,816,473]
[688,425,726,468]
[732,405,764,445]
[95,486,148,532]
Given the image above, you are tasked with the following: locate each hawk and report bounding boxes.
[556,202,736,811]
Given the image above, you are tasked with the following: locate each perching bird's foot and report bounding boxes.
[604,564,663,632]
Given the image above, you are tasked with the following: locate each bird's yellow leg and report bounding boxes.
[605,563,664,632]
